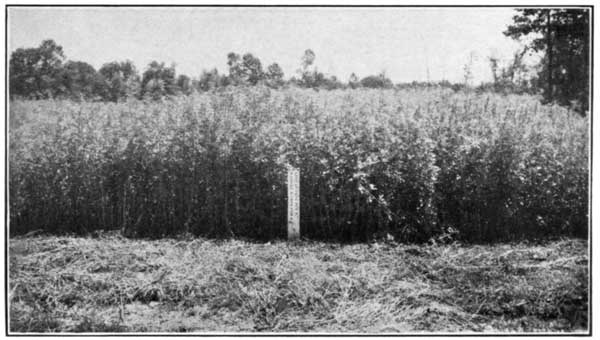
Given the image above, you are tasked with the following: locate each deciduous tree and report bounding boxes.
[98,60,141,101]
[9,39,66,99]
[140,61,177,100]
[60,61,104,100]
[265,63,284,88]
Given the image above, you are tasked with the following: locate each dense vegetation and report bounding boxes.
[8,8,590,335]
[9,87,588,242]
[505,9,590,112]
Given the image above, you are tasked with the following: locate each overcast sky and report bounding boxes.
[9,7,526,84]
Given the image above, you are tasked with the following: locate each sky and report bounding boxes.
[8,7,526,84]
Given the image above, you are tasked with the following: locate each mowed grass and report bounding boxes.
[9,235,588,333]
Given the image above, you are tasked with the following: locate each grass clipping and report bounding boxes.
[9,235,588,333]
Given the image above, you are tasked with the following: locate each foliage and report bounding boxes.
[98,60,141,102]
[140,61,177,100]
[226,52,244,85]
[9,39,66,99]
[360,73,393,89]
[487,47,538,95]
[226,52,265,86]
[176,74,194,95]
[348,73,360,89]
[297,69,326,89]
[60,61,105,101]
[195,68,228,92]
[265,63,285,89]
[10,33,590,108]
[295,50,344,90]
[241,53,264,85]
[505,9,590,114]
[9,87,588,242]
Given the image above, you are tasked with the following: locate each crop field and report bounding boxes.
[8,87,590,334]
[9,87,588,242]
[9,235,588,333]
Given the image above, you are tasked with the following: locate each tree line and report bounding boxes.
[9,42,400,102]
[5,40,530,102]
[9,9,590,114]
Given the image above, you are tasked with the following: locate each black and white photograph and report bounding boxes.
[5,4,592,335]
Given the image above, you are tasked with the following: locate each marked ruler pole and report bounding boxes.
[287,166,300,240]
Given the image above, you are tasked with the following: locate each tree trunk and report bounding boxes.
[546,10,554,102]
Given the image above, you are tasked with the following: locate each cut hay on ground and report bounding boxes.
[9,235,588,333]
